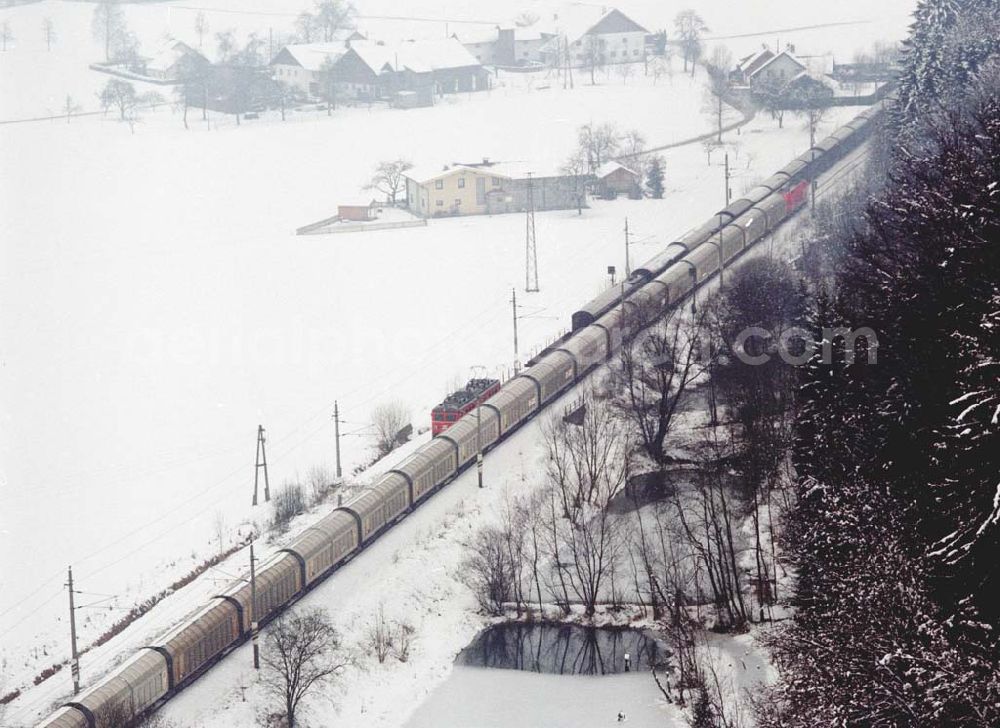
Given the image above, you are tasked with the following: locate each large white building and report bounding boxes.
[453,26,551,67]
[269,30,366,95]
[537,6,649,67]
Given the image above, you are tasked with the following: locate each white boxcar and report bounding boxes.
[285,509,359,585]
[521,351,576,405]
[36,707,87,728]
[687,242,720,283]
[338,472,410,542]
[557,325,608,374]
[71,649,169,726]
[483,376,538,434]
[656,261,695,302]
[390,437,458,502]
[221,551,301,633]
[437,408,500,467]
[155,600,240,687]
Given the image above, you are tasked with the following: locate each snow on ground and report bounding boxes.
[0,0,917,122]
[0,0,899,721]
[0,82,864,725]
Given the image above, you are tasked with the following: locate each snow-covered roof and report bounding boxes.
[453,26,504,45]
[271,42,346,71]
[537,5,648,44]
[145,40,206,72]
[348,39,481,75]
[595,161,638,179]
[750,50,806,78]
[736,49,774,75]
[406,159,569,185]
[454,25,550,45]
[404,164,501,185]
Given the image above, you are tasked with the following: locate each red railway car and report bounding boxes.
[783,179,810,213]
[431,378,501,435]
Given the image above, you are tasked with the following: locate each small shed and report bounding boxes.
[595,161,641,199]
[338,204,377,222]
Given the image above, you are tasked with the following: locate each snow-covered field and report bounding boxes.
[1,0,914,723]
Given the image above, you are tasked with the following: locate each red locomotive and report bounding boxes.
[783,179,810,213]
[431,378,501,435]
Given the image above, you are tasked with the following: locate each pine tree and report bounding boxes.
[646,156,665,199]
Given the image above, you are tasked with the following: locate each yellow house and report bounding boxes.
[404,164,511,217]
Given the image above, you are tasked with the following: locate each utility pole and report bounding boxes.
[66,566,80,695]
[249,541,259,670]
[333,402,342,479]
[724,152,731,205]
[525,173,539,292]
[624,218,631,278]
[252,425,270,506]
[511,288,520,372]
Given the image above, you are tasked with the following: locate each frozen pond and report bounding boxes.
[406,624,680,727]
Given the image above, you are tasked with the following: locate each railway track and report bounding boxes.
[28,101,887,728]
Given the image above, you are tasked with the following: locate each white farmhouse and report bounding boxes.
[270,30,366,96]
[538,6,649,67]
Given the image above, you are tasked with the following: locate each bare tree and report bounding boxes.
[616,61,635,85]
[371,401,410,457]
[215,29,236,63]
[315,0,356,42]
[307,464,333,505]
[550,497,625,616]
[261,607,346,728]
[613,310,708,465]
[193,11,208,50]
[364,159,412,205]
[542,389,631,520]
[649,56,669,85]
[42,17,55,51]
[316,55,338,114]
[295,11,321,43]
[62,95,81,124]
[463,525,515,615]
[674,10,708,76]
[92,0,126,62]
[212,510,226,553]
[175,62,210,128]
[581,35,605,85]
[273,79,297,121]
[577,122,620,173]
[98,79,157,122]
[1,21,13,52]
[561,149,590,215]
[701,137,720,166]
[620,128,647,160]
[366,603,394,663]
[271,481,305,532]
[704,46,733,143]
[753,74,789,128]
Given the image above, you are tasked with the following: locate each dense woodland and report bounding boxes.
[760,0,1000,725]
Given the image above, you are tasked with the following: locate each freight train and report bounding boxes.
[35,100,886,728]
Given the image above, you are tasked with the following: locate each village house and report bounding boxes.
[538,6,649,67]
[453,26,551,67]
[594,161,642,198]
[404,160,585,217]
[270,30,366,96]
[141,40,209,82]
[748,50,807,89]
[730,48,775,87]
[333,39,488,105]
